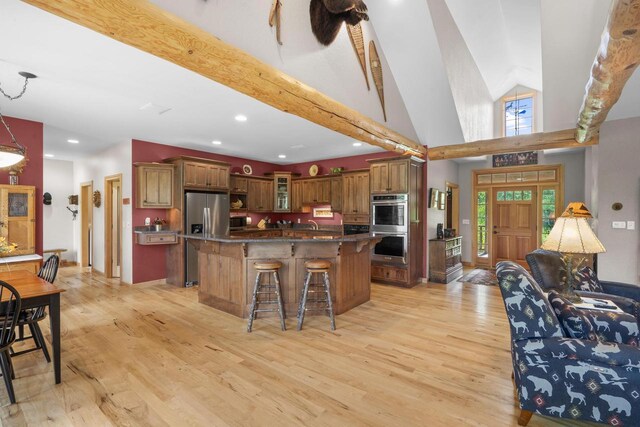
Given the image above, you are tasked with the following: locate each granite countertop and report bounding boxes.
[180,233,377,243]
[133,226,179,234]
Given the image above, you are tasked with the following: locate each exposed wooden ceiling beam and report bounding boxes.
[428,129,598,161]
[576,0,640,143]
[23,0,425,157]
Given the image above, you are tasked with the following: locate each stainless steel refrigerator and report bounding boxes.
[185,191,230,286]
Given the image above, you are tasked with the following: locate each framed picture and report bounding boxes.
[492,151,538,167]
[438,191,446,210]
[312,207,333,218]
[429,188,439,209]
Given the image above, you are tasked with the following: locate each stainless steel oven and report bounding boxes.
[371,194,408,233]
[372,232,407,264]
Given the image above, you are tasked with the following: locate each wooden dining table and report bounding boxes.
[0,270,64,384]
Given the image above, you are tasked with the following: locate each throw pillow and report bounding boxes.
[574,266,603,293]
[548,291,597,340]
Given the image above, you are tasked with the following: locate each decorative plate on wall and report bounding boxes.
[309,164,319,176]
[242,164,253,175]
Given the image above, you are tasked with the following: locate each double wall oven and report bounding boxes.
[371,194,408,264]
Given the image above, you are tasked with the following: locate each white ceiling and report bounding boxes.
[445,0,543,100]
[0,0,391,163]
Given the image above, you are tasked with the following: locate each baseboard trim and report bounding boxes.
[133,278,168,286]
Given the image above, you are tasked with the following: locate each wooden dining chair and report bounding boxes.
[11,255,59,363]
[0,280,22,404]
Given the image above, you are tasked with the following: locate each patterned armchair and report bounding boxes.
[526,249,640,318]
[496,261,640,426]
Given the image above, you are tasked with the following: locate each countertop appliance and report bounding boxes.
[371,194,408,233]
[343,224,370,235]
[230,216,248,230]
[185,191,229,286]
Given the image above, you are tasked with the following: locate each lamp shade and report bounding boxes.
[540,216,606,254]
[0,148,25,168]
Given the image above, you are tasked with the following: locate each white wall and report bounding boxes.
[456,149,586,263]
[428,0,494,143]
[149,0,419,143]
[426,159,459,277]
[73,141,133,284]
[595,118,640,285]
[43,159,76,263]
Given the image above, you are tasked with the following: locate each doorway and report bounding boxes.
[104,174,122,278]
[492,186,537,268]
[80,181,93,268]
[471,164,564,268]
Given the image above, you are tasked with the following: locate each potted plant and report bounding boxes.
[153,217,166,232]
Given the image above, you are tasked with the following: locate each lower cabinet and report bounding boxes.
[371,264,409,286]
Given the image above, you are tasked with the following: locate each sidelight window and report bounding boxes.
[476,190,488,258]
[541,188,557,243]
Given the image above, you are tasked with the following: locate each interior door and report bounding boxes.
[111,181,121,278]
[492,187,537,268]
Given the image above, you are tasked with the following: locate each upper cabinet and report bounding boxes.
[342,171,370,224]
[330,176,342,213]
[135,163,175,208]
[230,175,248,193]
[272,172,295,212]
[0,185,35,256]
[246,178,273,212]
[181,159,230,191]
[369,159,409,194]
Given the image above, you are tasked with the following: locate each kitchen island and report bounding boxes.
[182,233,379,318]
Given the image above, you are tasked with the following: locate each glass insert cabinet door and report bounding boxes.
[273,173,291,212]
[0,186,36,256]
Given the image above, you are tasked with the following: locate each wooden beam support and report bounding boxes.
[576,0,640,143]
[23,0,425,157]
[428,129,598,161]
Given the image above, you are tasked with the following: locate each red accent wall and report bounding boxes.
[0,116,43,255]
[131,139,279,283]
[131,140,428,282]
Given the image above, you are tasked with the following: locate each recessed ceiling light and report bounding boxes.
[278,154,287,159]
[44,154,54,158]
[353,142,363,147]
[235,114,248,122]
[212,140,222,145]
[67,139,79,144]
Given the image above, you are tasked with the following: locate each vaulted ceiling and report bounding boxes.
[1,0,639,161]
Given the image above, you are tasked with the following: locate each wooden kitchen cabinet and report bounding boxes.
[330,176,342,212]
[342,171,370,224]
[182,159,230,190]
[0,185,35,256]
[369,159,409,194]
[135,163,174,208]
[230,175,248,193]
[291,180,303,213]
[246,178,273,212]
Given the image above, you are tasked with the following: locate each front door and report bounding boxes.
[492,187,537,268]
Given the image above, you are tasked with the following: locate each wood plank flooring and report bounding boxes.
[0,267,599,426]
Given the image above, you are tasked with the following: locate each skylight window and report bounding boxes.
[504,95,534,137]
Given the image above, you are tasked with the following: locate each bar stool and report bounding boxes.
[297,260,336,331]
[247,261,286,332]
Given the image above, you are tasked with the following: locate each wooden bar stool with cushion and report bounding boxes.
[297,260,336,331]
[247,261,286,332]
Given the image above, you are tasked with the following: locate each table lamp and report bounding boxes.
[540,202,606,302]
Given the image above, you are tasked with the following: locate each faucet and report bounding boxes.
[308,220,318,230]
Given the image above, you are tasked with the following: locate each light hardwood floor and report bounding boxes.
[0,267,599,426]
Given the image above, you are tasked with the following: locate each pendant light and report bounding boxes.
[0,71,37,169]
